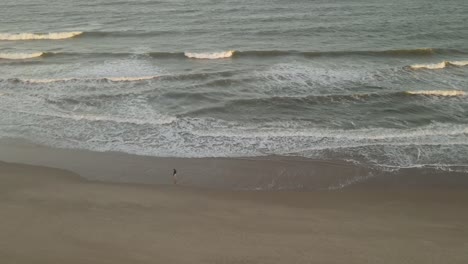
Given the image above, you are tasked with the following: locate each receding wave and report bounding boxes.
[0,52,44,59]
[0,32,83,41]
[11,76,160,84]
[405,90,466,97]
[184,50,235,59]
[410,60,468,70]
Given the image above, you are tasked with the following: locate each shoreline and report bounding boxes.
[1,160,468,263]
[1,138,468,190]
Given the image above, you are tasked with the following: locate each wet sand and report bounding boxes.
[1,139,468,190]
[1,160,468,263]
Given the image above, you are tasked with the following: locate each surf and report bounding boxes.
[3,48,463,61]
[405,90,466,97]
[103,76,160,82]
[184,50,235,59]
[0,52,44,59]
[0,32,83,41]
[52,113,176,126]
[410,60,468,70]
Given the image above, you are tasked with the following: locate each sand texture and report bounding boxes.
[1,161,468,264]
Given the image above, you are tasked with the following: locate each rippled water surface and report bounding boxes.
[1,0,467,170]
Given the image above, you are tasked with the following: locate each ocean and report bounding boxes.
[1,0,468,173]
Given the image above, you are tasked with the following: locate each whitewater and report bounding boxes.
[0,0,467,173]
[0,32,82,41]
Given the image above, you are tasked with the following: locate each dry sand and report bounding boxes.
[1,161,468,264]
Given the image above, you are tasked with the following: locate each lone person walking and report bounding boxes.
[172,168,178,185]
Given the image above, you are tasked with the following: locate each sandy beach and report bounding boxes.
[2,139,468,191]
[1,158,468,264]
[2,0,467,263]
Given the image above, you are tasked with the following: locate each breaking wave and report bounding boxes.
[451,60,468,66]
[184,50,235,59]
[0,32,83,41]
[159,48,463,59]
[410,60,468,70]
[1,48,465,61]
[0,52,44,60]
[405,90,466,97]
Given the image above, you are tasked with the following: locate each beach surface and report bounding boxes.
[1,159,468,264]
[2,139,468,191]
[2,0,468,262]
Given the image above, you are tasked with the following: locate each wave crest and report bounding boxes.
[184,50,235,59]
[450,60,468,66]
[1,48,464,60]
[0,52,44,59]
[0,32,83,41]
[406,90,466,96]
[410,60,468,70]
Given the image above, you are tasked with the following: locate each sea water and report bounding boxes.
[0,0,467,171]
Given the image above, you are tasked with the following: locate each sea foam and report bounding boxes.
[450,60,468,66]
[0,32,83,41]
[0,52,44,59]
[61,113,177,126]
[19,76,160,84]
[184,50,235,59]
[410,60,468,70]
[406,90,466,96]
[103,76,159,82]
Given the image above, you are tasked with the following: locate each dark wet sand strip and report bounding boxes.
[1,139,468,190]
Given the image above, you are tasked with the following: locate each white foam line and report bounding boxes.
[0,52,44,59]
[450,60,468,66]
[184,50,235,59]
[105,76,159,82]
[21,76,160,84]
[0,32,83,41]
[410,60,468,70]
[410,61,447,70]
[406,90,466,96]
[23,78,74,84]
[190,123,468,140]
[0,106,176,126]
